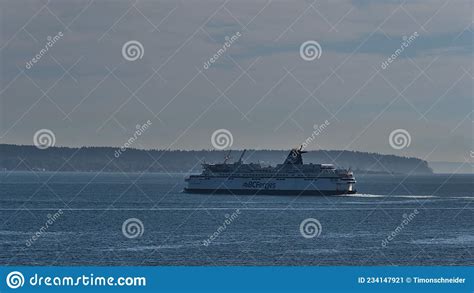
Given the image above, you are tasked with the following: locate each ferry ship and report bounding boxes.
[184,147,356,195]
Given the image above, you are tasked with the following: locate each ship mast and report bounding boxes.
[223,150,232,164]
[237,149,247,164]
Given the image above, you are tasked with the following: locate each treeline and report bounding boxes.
[0,144,433,174]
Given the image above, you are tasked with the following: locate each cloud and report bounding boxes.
[0,0,471,162]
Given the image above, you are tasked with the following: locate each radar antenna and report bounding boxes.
[299,144,307,153]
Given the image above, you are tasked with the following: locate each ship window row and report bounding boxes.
[206,173,337,177]
[197,175,339,179]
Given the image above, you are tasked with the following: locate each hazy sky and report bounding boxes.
[0,0,472,162]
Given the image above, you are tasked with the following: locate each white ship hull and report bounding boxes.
[185,176,356,195]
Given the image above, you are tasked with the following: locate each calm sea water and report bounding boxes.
[0,172,472,265]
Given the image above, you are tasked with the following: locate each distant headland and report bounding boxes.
[0,144,433,174]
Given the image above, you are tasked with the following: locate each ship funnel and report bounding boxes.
[284,147,305,165]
